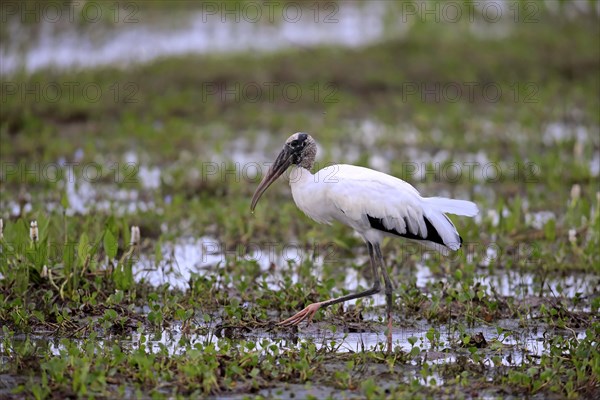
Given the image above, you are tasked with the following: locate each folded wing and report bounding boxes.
[319,164,478,251]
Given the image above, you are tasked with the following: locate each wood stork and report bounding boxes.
[251,133,478,353]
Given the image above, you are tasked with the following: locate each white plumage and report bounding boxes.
[289,164,477,251]
[251,133,479,353]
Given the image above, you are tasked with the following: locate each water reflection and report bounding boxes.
[136,239,596,301]
[1,2,396,74]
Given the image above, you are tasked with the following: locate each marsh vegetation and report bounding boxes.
[1,1,599,399]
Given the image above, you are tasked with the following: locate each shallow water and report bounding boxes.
[3,314,586,393]
[5,1,596,75]
[1,2,396,74]
[1,234,593,395]
[136,238,597,301]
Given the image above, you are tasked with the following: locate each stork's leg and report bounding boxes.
[278,242,381,327]
[374,243,394,353]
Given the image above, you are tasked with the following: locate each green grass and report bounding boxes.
[1,2,600,399]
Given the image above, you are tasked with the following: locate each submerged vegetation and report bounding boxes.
[1,1,599,399]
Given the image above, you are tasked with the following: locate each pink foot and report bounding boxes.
[277,303,323,327]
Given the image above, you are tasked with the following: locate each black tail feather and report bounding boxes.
[367,214,453,247]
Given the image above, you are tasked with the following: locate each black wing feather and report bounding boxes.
[367,214,459,247]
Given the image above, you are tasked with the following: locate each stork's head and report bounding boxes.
[250,132,316,211]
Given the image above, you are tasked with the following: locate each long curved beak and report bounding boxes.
[251,147,294,211]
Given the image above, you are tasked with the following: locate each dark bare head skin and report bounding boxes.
[250,133,317,211]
